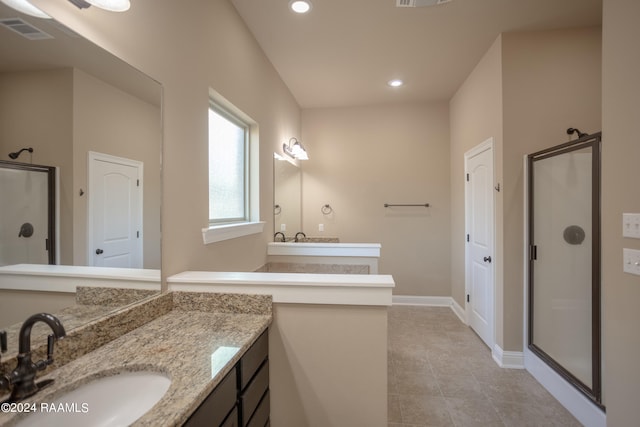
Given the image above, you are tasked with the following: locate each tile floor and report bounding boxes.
[387,305,582,427]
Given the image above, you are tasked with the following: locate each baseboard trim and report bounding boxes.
[392,295,467,324]
[392,295,450,306]
[492,344,525,369]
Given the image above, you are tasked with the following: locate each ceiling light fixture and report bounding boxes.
[388,79,404,88]
[2,0,130,15]
[283,138,309,160]
[290,0,312,14]
[0,0,51,19]
[84,0,130,12]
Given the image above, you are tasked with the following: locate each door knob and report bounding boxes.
[483,256,492,263]
[95,249,104,255]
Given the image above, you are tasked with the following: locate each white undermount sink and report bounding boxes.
[15,371,171,427]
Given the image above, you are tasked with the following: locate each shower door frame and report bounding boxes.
[0,160,57,265]
[526,132,602,407]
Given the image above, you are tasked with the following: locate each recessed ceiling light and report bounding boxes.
[388,79,404,88]
[290,0,312,14]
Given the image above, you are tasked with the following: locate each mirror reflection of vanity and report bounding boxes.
[273,153,301,239]
[0,5,161,329]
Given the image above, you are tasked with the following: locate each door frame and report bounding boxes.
[87,151,143,267]
[464,137,496,350]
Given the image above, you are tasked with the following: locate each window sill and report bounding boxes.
[202,221,265,244]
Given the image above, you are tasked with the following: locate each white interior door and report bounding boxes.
[465,139,495,349]
[88,152,143,268]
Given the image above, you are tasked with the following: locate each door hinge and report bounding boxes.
[466,294,470,303]
[466,234,470,242]
[530,245,537,261]
[466,173,470,182]
[137,231,140,238]
[137,179,140,187]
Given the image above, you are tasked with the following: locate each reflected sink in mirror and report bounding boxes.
[14,371,171,427]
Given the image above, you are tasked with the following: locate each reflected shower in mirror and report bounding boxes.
[0,5,161,331]
[273,153,301,240]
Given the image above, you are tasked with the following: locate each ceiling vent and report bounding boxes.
[0,18,53,40]
[396,0,451,7]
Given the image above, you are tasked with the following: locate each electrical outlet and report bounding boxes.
[319,224,324,232]
[280,223,286,231]
[623,248,640,276]
[623,213,640,239]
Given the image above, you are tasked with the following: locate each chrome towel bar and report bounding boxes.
[384,203,429,208]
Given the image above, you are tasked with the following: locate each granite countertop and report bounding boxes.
[0,292,272,427]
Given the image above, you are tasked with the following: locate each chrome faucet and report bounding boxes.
[274,232,286,242]
[294,232,306,242]
[1,313,66,402]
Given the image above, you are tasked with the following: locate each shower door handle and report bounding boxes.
[95,249,104,255]
[483,256,492,263]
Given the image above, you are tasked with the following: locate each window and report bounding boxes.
[208,103,248,224]
[203,91,263,244]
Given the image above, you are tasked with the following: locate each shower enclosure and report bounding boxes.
[527,132,602,407]
[0,160,57,266]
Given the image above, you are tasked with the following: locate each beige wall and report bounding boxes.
[0,290,75,326]
[301,103,451,296]
[72,69,161,268]
[269,303,387,427]
[449,35,504,327]
[0,69,75,264]
[32,0,301,279]
[501,27,602,351]
[601,0,640,424]
[450,28,601,351]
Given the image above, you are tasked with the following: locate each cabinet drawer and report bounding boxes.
[184,367,237,427]
[246,390,270,427]
[220,406,239,427]
[239,330,268,390]
[240,360,269,425]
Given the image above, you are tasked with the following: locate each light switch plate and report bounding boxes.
[623,213,640,238]
[623,248,640,276]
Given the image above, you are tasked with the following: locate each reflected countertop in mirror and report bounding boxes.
[0,5,162,333]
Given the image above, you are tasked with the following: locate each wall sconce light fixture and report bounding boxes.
[283,137,309,160]
[1,0,130,18]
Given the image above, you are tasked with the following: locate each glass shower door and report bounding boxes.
[0,161,56,266]
[527,133,601,406]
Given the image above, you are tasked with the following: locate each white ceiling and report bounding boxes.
[231,0,602,109]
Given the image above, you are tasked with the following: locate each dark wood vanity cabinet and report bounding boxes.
[184,330,270,427]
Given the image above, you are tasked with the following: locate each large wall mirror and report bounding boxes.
[0,5,162,329]
[273,153,301,238]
